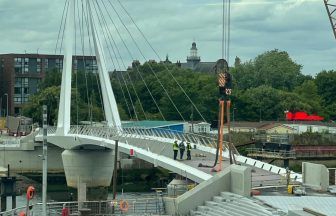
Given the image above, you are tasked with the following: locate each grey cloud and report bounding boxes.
[0,0,335,75]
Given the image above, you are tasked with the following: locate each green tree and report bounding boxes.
[234,56,241,68]
[293,80,325,116]
[39,69,62,89]
[22,86,60,125]
[315,70,336,106]
[254,50,303,90]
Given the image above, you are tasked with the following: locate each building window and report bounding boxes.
[14,78,30,104]
[15,67,22,74]
[15,58,22,63]
[14,87,21,94]
[14,107,21,115]
[44,59,49,70]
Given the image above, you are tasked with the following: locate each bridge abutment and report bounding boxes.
[62,149,115,201]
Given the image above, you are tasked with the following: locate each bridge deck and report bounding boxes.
[35,126,300,186]
[118,136,285,187]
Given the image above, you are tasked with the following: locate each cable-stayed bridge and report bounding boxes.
[33,0,301,195]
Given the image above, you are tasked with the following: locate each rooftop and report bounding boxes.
[122,120,185,129]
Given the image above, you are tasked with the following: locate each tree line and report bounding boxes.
[23,49,336,125]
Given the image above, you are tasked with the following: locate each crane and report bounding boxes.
[324,0,336,39]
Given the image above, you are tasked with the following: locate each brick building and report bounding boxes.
[0,54,97,116]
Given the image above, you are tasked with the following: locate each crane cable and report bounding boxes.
[199,0,232,169]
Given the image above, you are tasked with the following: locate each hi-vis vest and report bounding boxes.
[187,144,192,151]
[173,142,179,150]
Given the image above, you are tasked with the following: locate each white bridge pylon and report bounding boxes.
[56,0,121,136]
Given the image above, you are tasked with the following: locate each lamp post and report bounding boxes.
[42,105,48,216]
[4,93,8,128]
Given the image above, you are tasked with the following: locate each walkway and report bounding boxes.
[35,126,302,186]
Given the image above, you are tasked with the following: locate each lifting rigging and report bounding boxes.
[199,0,237,171]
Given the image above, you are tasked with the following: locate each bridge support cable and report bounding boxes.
[76,0,93,123]
[93,1,147,121]
[98,0,166,121]
[107,0,186,121]
[76,0,103,128]
[116,0,207,123]
[89,0,138,120]
[55,0,70,55]
[87,0,122,127]
[80,0,105,123]
[87,0,137,119]
[89,9,134,121]
[91,1,143,121]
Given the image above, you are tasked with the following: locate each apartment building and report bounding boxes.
[0,53,97,116]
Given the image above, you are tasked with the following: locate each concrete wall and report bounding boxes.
[231,165,251,196]
[0,144,64,173]
[173,168,230,216]
[302,162,329,191]
[165,165,251,216]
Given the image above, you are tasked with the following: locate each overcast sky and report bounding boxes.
[0,0,335,75]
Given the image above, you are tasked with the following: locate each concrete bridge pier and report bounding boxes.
[62,149,115,201]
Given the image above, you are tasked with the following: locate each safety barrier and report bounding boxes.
[0,197,165,216]
[39,125,235,154]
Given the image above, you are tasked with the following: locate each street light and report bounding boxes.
[4,94,8,128]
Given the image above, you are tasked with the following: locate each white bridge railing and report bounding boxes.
[0,197,165,216]
[38,125,233,152]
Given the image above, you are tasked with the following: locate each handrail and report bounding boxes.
[0,197,164,216]
[38,125,238,155]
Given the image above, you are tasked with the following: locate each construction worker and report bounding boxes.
[186,142,192,160]
[173,141,179,160]
[179,141,186,160]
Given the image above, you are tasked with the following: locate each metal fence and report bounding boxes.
[246,148,296,159]
[253,134,291,144]
[0,197,165,216]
